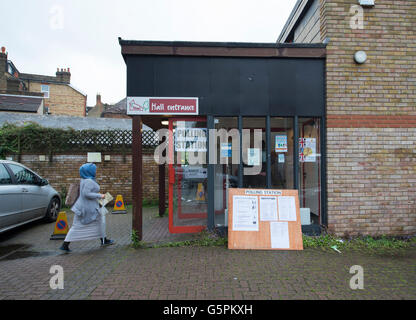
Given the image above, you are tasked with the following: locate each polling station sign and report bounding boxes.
[127,97,199,115]
[175,128,207,152]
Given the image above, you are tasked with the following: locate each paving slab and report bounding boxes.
[0,207,415,300]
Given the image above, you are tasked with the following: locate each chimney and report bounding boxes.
[0,46,7,71]
[0,46,7,91]
[96,94,102,106]
[56,67,71,84]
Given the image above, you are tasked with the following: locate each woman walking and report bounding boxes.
[60,163,114,252]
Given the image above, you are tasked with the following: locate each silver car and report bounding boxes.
[0,160,61,233]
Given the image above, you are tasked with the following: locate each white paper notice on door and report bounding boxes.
[270,221,290,249]
[278,196,297,221]
[259,196,278,221]
[232,196,259,231]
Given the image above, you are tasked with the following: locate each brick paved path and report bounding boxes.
[0,208,415,300]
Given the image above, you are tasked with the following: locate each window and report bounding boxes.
[41,85,50,98]
[7,63,13,75]
[8,164,38,185]
[0,164,12,185]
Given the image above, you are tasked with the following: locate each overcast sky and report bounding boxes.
[1,0,296,106]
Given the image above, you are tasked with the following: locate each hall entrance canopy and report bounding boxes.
[119,39,326,239]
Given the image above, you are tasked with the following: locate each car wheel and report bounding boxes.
[44,197,60,223]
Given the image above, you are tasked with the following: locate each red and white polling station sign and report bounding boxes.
[127,97,199,115]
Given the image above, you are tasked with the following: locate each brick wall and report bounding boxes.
[322,0,416,236]
[28,82,86,117]
[16,151,167,206]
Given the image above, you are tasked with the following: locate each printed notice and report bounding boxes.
[275,135,288,152]
[278,196,297,221]
[232,196,259,231]
[299,138,316,163]
[99,192,113,207]
[259,196,278,221]
[247,148,260,166]
[175,128,207,152]
[270,222,290,249]
[220,143,232,158]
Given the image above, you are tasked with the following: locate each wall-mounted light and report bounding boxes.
[354,51,367,64]
[358,0,375,7]
[161,121,169,126]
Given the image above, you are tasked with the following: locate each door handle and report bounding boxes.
[22,188,29,193]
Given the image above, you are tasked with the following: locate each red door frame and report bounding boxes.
[168,117,207,234]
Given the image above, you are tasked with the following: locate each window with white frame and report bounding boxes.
[7,63,13,75]
[41,85,50,98]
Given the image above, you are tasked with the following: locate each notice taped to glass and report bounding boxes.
[175,128,207,152]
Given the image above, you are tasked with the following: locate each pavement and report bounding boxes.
[0,207,415,300]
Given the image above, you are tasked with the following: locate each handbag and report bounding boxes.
[65,181,80,207]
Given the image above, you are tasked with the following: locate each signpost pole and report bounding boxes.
[159,163,166,217]
[132,115,143,240]
[266,116,271,188]
[207,115,215,231]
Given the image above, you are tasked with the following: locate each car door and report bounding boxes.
[7,163,49,221]
[0,163,23,230]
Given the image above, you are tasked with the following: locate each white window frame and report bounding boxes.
[41,85,50,99]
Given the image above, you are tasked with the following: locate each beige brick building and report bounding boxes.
[20,69,87,117]
[279,0,416,236]
[0,46,87,117]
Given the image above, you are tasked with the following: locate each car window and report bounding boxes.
[7,164,38,185]
[0,164,12,185]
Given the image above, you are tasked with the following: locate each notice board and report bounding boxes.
[228,188,303,250]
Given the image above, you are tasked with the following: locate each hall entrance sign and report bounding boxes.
[127,97,199,115]
[228,188,303,250]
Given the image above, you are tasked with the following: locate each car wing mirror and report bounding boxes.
[37,178,48,186]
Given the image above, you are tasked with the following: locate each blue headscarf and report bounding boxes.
[79,163,96,180]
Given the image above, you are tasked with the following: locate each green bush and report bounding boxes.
[0,122,155,160]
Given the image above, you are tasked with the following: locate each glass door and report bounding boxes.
[242,117,266,188]
[270,117,294,189]
[213,117,239,227]
[299,117,322,227]
[168,117,208,233]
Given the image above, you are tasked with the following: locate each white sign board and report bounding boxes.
[87,152,102,163]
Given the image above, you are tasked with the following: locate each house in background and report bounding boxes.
[87,94,128,119]
[0,46,87,117]
[0,94,44,114]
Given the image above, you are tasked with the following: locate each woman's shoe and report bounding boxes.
[59,244,71,252]
[101,238,115,246]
